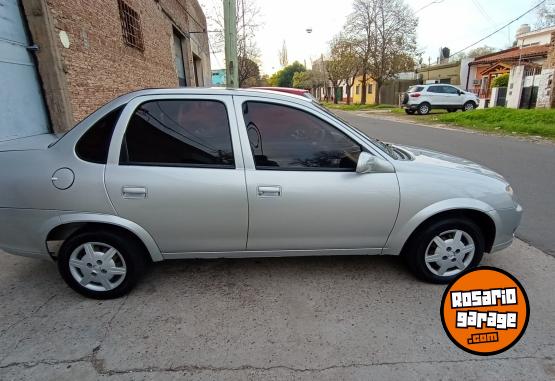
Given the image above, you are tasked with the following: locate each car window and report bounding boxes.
[76,106,124,164]
[242,101,362,171]
[427,86,443,93]
[120,100,234,168]
[407,86,424,93]
[442,86,459,94]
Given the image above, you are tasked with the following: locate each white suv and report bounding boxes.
[401,84,479,115]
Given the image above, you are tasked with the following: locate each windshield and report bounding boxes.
[312,101,398,159]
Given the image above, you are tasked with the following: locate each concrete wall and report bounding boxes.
[536,69,554,108]
[507,66,525,108]
[416,62,461,85]
[23,0,211,130]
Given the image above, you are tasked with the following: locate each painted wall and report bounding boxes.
[351,76,377,104]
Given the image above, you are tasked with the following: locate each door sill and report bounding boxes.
[162,247,383,260]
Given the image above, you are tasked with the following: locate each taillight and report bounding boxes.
[410,93,421,98]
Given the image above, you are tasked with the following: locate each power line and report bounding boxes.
[450,0,547,57]
[415,0,445,14]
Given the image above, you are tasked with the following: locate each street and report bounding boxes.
[338,111,555,256]
[1,239,554,380]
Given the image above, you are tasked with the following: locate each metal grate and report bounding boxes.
[117,0,144,51]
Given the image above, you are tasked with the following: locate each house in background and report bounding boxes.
[211,69,226,86]
[466,24,554,108]
[0,0,211,140]
[351,76,378,104]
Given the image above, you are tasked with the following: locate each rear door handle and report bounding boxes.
[122,186,147,199]
[257,185,281,197]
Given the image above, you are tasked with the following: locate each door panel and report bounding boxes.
[245,170,399,251]
[235,97,399,252]
[105,95,248,253]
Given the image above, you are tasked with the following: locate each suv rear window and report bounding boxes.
[408,86,424,92]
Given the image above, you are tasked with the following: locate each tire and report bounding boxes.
[463,101,476,112]
[404,218,484,284]
[405,109,415,115]
[417,103,431,115]
[57,230,147,299]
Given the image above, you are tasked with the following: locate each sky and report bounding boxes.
[199,0,545,75]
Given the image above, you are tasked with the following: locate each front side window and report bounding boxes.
[120,100,234,168]
[242,102,361,171]
[442,85,459,94]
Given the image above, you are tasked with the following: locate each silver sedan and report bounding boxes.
[0,88,522,298]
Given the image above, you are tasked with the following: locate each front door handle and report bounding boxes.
[257,185,282,197]
[122,186,147,199]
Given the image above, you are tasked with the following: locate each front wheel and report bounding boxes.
[57,231,147,299]
[463,101,476,111]
[404,218,484,284]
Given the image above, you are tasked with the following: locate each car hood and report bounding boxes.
[396,145,506,181]
[0,133,60,152]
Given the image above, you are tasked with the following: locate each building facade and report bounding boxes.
[351,76,377,104]
[1,0,211,139]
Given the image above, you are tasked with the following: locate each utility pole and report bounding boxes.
[223,0,238,87]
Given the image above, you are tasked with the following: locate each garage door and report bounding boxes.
[0,0,49,141]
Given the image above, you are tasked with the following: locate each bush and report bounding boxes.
[492,74,509,88]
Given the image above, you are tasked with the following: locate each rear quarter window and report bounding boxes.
[75,106,123,164]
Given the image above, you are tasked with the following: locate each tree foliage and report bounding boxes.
[492,73,509,88]
[239,56,261,87]
[269,61,306,88]
[466,46,498,58]
[346,0,418,104]
[326,34,359,104]
[535,3,555,29]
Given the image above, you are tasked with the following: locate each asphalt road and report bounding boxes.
[1,240,554,380]
[338,111,555,256]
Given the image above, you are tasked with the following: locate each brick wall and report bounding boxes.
[43,0,210,124]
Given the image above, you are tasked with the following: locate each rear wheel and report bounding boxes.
[57,231,147,299]
[463,101,476,111]
[404,218,484,284]
[417,103,431,115]
[405,109,415,115]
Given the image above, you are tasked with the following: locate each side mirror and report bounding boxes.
[458,90,464,95]
[356,152,395,174]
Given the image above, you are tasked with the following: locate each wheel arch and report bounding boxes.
[43,214,163,262]
[384,199,498,256]
[400,209,496,256]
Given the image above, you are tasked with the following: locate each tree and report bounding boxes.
[292,70,313,89]
[239,57,261,87]
[269,61,305,88]
[466,46,498,58]
[327,34,359,104]
[278,40,289,67]
[205,0,261,86]
[346,0,418,104]
[535,3,555,29]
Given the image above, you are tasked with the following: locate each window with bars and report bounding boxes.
[117,0,144,51]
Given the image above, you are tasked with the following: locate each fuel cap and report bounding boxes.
[51,168,75,190]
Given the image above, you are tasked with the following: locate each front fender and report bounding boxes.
[383,198,497,255]
[41,213,164,262]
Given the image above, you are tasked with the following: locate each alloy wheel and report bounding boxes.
[424,229,475,277]
[68,242,127,292]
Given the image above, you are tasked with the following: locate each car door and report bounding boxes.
[233,97,399,253]
[441,85,462,107]
[426,85,445,105]
[105,95,248,254]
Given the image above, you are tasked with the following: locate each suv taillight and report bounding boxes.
[410,93,421,98]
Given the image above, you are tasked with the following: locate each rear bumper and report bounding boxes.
[402,104,418,110]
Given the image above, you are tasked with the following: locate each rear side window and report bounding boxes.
[76,106,123,164]
[427,86,443,93]
[408,86,424,92]
[120,100,234,168]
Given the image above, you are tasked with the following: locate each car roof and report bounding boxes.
[251,87,309,95]
[110,87,313,104]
